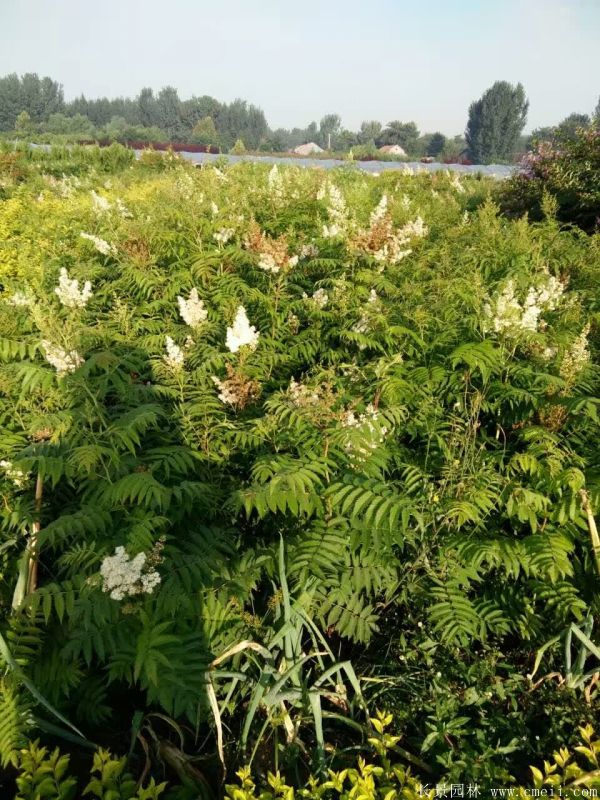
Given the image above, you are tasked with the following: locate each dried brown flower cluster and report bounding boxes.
[244,221,298,274]
[212,363,261,410]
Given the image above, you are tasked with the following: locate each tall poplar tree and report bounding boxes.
[466,81,528,163]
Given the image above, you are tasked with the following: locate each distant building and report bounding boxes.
[379,144,407,156]
[293,142,324,155]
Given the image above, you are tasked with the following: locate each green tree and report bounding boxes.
[594,96,600,124]
[319,114,342,149]
[427,132,447,157]
[45,112,95,137]
[137,87,159,128]
[181,95,222,132]
[556,112,591,140]
[230,138,247,155]
[465,81,529,163]
[14,110,33,134]
[530,126,555,144]
[191,116,219,147]
[0,73,25,130]
[156,86,183,140]
[379,121,419,153]
[359,120,382,144]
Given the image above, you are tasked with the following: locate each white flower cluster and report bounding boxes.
[0,459,28,488]
[210,201,219,217]
[45,174,81,198]
[560,325,591,382]
[303,288,328,309]
[54,268,93,309]
[258,253,299,275]
[359,203,427,267]
[299,243,319,260]
[226,306,259,353]
[116,198,132,218]
[342,403,388,462]
[213,228,235,246]
[400,216,428,239]
[100,546,161,601]
[211,375,240,406]
[80,232,116,256]
[373,241,412,267]
[321,183,353,238]
[370,194,389,226]
[7,291,33,308]
[42,341,84,376]
[91,190,111,214]
[164,336,185,370]
[450,173,465,194]
[174,171,195,200]
[288,378,321,407]
[177,288,208,329]
[483,275,565,335]
[268,164,285,203]
[353,289,379,342]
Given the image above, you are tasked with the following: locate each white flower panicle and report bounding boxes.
[0,460,28,489]
[288,379,321,407]
[370,194,388,226]
[80,232,116,256]
[213,228,235,246]
[174,171,195,200]
[373,243,412,266]
[210,201,219,217]
[353,290,379,341]
[342,403,388,463]
[100,546,161,601]
[560,324,591,382]
[401,216,428,239]
[258,254,278,274]
[211,375,239,406]
[91,190,111,214]
[321,183,353,239]
[268,164,285,202]
[258,253,298,274]
[42,341,84,376]
[7,291,33,308]
[177,288,208,329]
[484,274,565,335]
[116,198,132,218]
[303,288,328,309]
[299,243,319,260]
[450,174,465,194]
[54,268,93,309]
[164,336,185,370]
[226,306,259,353]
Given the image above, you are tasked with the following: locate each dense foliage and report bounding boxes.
[502,125,600,233]
[465,81,529,164]
[0,72,457,158]
[0,144,599,797]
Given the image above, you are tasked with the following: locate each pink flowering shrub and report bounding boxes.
[501,126,600,232]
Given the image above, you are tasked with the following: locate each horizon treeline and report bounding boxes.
[0,72,463,158]
[0,72,597,161]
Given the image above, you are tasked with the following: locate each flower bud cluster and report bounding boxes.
[100,546,161,601]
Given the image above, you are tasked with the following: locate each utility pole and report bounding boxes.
[328,132,331,151]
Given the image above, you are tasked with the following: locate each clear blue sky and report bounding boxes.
[1,0,598,135]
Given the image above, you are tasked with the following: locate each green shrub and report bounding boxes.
[13,741,166,800]
[0,150,598,791]
[501,126,600,232]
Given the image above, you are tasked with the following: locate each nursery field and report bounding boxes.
[0,144,599,799]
